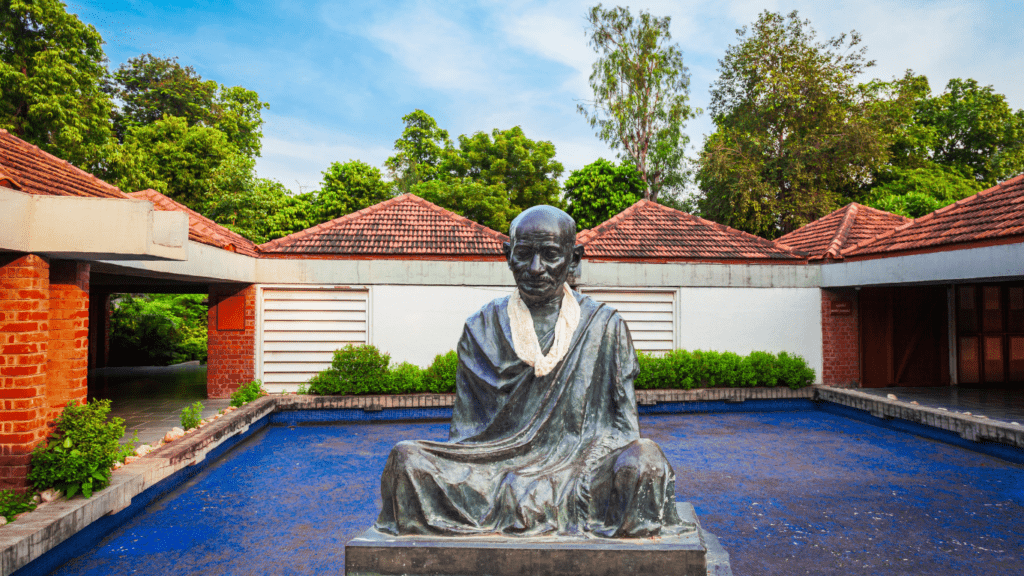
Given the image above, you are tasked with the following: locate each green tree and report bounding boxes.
[105,114,251,209]
[106,54,268,158]
[578,4,698,201]
[205,177,316,244]
[443,126,564,210]
[696,10,890,238]
[0,0,113,169]
[916,78,1024,187]
[866,164,979,218]
[563,158,644,229]
[411,178,518,233]
[385,109,452,193]
[314,160,393,222]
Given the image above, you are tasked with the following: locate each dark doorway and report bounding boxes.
[860,286,950,387]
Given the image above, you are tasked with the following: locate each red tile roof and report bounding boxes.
[0,129,129,199]
[843,175,1024,259]
[775,203,909,261]
[576,200,806,262]
[259,194,509,257]
[128,189,260,257]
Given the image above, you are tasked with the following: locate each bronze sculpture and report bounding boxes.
[375,205,690,538]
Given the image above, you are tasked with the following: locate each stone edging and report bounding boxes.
[815,386,1024,449]
[0,385,1018,575]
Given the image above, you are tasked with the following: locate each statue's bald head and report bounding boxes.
[509,205,576,249]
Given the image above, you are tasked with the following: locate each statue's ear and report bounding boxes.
[568,244,584,283]
[502,241,512,261]
[572,244,585,265]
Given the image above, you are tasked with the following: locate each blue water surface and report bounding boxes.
[39,410,1024,576]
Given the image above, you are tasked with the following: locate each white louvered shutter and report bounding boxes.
[581,290,676,354]
[259,288,368,391]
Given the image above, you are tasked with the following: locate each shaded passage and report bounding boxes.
[50,412,1024,576]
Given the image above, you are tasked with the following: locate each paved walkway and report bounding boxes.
[858,386,1024,424]
[88,363,231,445]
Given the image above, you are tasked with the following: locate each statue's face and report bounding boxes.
[504,208,581,306]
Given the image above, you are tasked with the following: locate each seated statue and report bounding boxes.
[375,205,690,538]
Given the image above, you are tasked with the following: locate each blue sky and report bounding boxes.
[70,0,1024,194]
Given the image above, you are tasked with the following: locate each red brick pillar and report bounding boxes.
[207,284,256,398]
[47,261,90,420]
[0,254,50,491]
[821,288,860,387]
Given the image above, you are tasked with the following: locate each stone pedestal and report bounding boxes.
[345,503,731,576]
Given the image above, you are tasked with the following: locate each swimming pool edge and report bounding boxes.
[3,386,1024,576]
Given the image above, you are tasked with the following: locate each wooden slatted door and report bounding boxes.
[580,290,676,354]
[259,288,369,392]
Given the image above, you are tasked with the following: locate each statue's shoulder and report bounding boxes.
[465,294,511,327]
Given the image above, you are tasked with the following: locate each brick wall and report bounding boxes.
[0,254,51,491]
[207,284,256,398]
[46,261,90,421]
[821,288,860,387]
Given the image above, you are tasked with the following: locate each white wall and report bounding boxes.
[676,287,823,382]
[370,285,514,367]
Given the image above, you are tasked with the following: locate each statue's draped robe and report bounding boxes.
[375,291,687,538]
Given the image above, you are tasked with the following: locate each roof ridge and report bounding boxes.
[258,193,510,252]
[575,199,646,244]
[825,203,860,259]
[0,129,128,198]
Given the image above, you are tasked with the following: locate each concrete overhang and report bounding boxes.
[821,241,1024,287]
[0,186,188,261]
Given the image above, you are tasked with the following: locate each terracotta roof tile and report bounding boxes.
[128,189,260,257]
[775,203,909,261]
[0,129,128,199]
[844,174,1024,258]
[576,200,806,261]
[259,194,509,257]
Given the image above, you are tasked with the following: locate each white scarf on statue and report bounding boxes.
[508,283,580,377]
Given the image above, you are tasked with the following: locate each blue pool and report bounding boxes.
[24,402,1024,576]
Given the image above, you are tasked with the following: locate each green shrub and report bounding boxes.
[746,351,780,387]
[776,352,816,389]
[423,350,458,393]
[389,362,425,394]
[0,490,36,522]
[28,400,132,498]
[230,380,265,407]
[180,401,203,430]
[308,344,391,395]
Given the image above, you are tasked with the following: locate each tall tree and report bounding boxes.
[411,178,517,233]
[314,160,393,222]
[696,10,891,238]
[443,126,564,210]
[385,109,452,193]
[105,115,251,209]
[0,0,113,169]
[917,78,1024,187]
[563,158,644,229]
[106,54,268,158]
[205,178,315,244]
[578,4,698,201]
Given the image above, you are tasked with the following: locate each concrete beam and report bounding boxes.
[579,261,821,288]
[821,242,1024,287]
[0,187,188,261]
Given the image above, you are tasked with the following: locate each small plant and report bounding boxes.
[746,351,780,387]
[28,399,129,499]
[308,344,391,395]
[0,489,37,522]
[296,382,309,394]
[776,352,816,389]
[423,350,458,393]
[230,380,266,407]
[180,401,203,430]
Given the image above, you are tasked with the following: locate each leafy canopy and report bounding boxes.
[696,10,891,238]
[314,160,394,223]
[564,158,644,229]
[385,109,452,193]
[579,4,698,201]
[0,0,113,170]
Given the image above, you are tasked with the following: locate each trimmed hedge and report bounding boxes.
[305,345,815,395]
[635,349,815,390]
